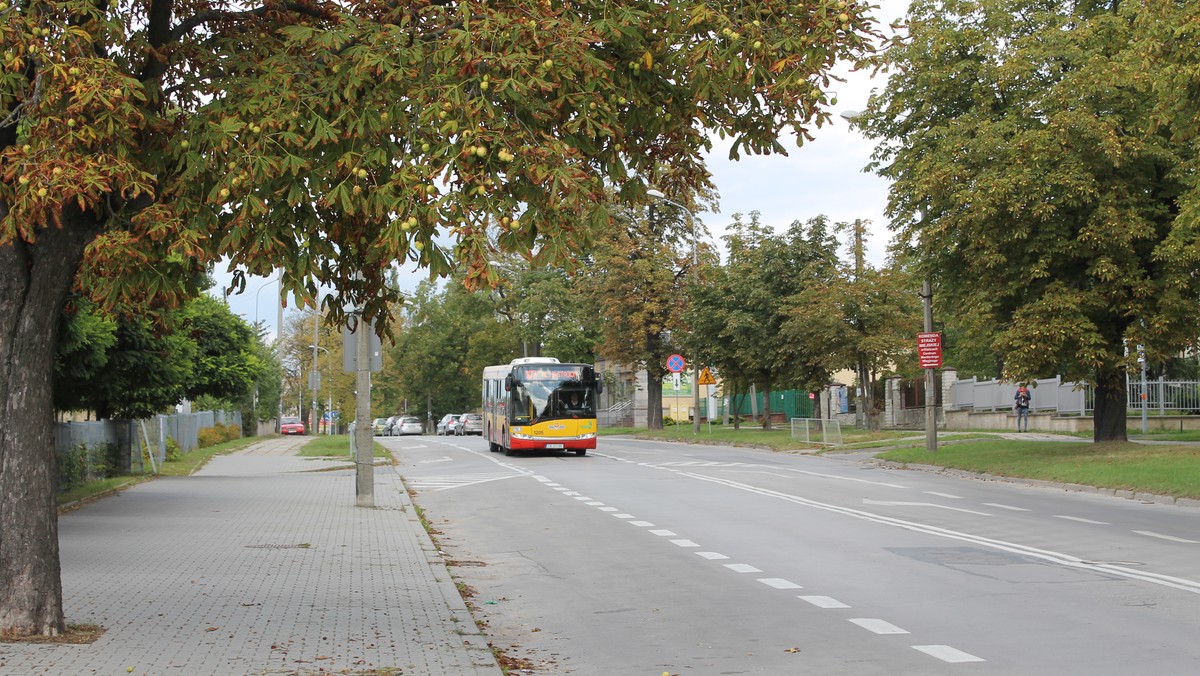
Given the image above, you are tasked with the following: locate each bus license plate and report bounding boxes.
[546,443,564,449]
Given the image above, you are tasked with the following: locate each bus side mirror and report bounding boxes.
[505,374,514,392]
[595,380,603,394]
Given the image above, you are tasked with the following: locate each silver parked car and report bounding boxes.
[394,416,423,436]
[436,414,459,436]
[456,413,483,436]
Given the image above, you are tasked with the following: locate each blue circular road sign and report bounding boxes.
[666,354,687,373]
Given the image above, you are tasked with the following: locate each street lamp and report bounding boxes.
[647,188,701,435]
[840,109,937,453]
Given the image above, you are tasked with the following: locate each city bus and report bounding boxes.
[482,357,602,456]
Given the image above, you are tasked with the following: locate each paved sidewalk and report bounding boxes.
[0,436,501,675]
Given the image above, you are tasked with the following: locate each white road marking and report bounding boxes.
[573,496,593,501]
[724,470,792,478]
[670,539,700,548]
[724,563,762,573]
[983,502,1030,511]
[924,491,962,499]
[562,491,580,495]
[757,578,802,589]
[404,473,522,492]
[417,456,454,464]
[862,499,992,516]
[799,595,850,609]
[1134,530,1200,544]
[613,513,635,519]
[545,483,561,487]
[629,520,655,527]
[553,487,570,491]
[696,552,729,560]
[1054,515,1110,525]
[598,507,619,512]
[913,645,986,663]
[680,472,1200,594]
[649,529,677,537]
[585,501,605,506]
[849,618,909,635]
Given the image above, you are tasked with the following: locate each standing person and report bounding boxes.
[1014,385,1032,432]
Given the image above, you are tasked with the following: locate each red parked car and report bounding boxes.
[280,416,306,435]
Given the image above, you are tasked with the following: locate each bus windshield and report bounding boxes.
[510,365,596,424]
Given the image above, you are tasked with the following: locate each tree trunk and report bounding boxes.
[761,387,773,430]
[646,373,663,430]
[0,206,99,636]
[1092,366,1129,442]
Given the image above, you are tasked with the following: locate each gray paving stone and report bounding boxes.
[0,437,500,675]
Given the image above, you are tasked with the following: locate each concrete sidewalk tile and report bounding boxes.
[0,437,500,675]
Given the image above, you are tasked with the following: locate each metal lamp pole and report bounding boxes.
[647,189,701,435]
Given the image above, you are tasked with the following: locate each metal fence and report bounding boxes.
[947,375,1200,415]
[55,409,242,478]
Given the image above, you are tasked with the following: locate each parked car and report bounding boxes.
[383,415,401,436]
[456,413,483,436]
[372,418,389,435]
[436,414,459,436]
[280,416,305,435]
[394,416,423,436]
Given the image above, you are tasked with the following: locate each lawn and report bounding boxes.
[878,440,1200,500]
[299,433,389,459]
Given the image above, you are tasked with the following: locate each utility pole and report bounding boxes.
[354,312,374,507]
[922,280,937,453]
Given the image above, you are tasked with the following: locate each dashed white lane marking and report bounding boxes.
[544,482,561,486]
[670,539,700,547]
[758,578,802,590]
[417,456,454,464]
[913,645,986,663]
[629,520,655,527]
[649,529,677,537]
[562,490,580,495]
[800,595,850,609]
[553,487,570,491]
[862,499,992,516]
[598,507,619,512]
[849,618,909,635]
[685,471,1200,594]
[724,563,762,573]
[1134,530,1200,544]
[924,491,962,499]
[696,552,729,560]
[983,502,1030,511]
[613,513,635,519]
[586,501,605,506]
[1054,515,1110,525]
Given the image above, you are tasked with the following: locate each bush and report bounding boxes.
[197,426,224,449]
[165,437,182,462]
[58,442,118,491]
[197,423,243,449]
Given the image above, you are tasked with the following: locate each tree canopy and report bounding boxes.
[0,0,879,636]
[861,0,1200,441]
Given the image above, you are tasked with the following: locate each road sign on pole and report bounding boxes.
[917,332,942,369]
[697,368,716,386]
[666,353,687,373]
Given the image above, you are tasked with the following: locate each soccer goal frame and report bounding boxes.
[789,418,843,446]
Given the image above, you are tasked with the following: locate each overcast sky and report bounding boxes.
[213,1,910,340]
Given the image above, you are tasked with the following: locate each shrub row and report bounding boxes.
[197,423,241,449]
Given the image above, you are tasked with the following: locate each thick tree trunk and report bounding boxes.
[1092,366,1129,443]
[646,373,663,430]
[761,387,773,430]
[0,206,98,636]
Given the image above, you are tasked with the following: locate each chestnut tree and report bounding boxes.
[0,0,878,635]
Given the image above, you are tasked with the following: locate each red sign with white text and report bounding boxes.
[917,332,942,369]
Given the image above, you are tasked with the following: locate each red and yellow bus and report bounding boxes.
[482,357,602,456]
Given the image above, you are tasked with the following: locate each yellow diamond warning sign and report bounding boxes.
[697,368,716,386]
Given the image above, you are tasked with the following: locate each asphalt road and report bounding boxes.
[384,433,1200,675]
